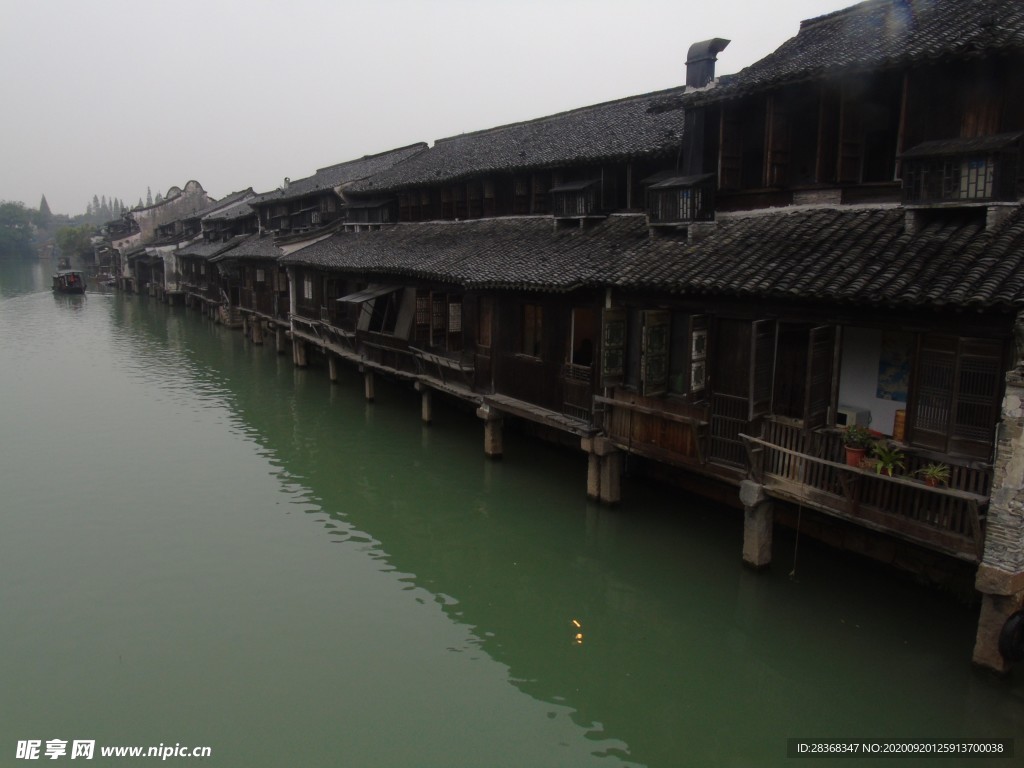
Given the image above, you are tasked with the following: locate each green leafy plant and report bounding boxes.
[916,462,951,487]
[841,424,874,449]
[871,442,906,477]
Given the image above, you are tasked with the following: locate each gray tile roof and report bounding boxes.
[346,86,690,195]
[655,0,1024,111]
[200,189,256,221]
[283,216,650,292]
[214,233,283,262]
[283,205,1024,309]
[250,144,428,206]
[614,205,1024,310]
[177,238,241,260]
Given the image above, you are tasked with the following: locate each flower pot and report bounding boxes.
[925,477,939,487]
[845,446,867,467]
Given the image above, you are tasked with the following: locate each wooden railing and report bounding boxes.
[741,430,988,560]
[595,395,707,465]
[761,418,992,495]
[561,363,593,420]
[410,347,475,388]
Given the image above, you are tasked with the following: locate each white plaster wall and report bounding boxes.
[837,325,907,436]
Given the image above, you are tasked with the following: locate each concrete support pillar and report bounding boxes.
[328,354,339,383]
[740,479,773,569]
[973,567,1024,673]
[477,405,503,459]
[293,339,307,368]
[363,369,375,402]
[587,452,601,500]
[276,327,287,355]
[973,366,1024,673]
[241,314,248,337]
[420,388,433,425]
[251,318,264,345]
[599,450,622,504]
[581,436,621,504]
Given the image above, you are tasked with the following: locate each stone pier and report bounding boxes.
[740,479,774,569]
[276,327,287,355]
[293,339,308,368]
[415,383,433,424]
[363,368,375,402]
[251,317,264,345]
[972,368,1024,673]
[477,405,503,459]
[582,436,621,504]
[328,355,339,384]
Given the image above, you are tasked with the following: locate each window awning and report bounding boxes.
[900,132,1024,159]
[337,284,401,304]
[549,179,599,193]
[648,173,715,190]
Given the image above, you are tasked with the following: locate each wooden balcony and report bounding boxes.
[741,420,990,561]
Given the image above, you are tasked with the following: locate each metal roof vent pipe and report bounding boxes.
[686,38,730,90]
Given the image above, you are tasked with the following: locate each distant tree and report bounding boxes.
[37,195,52,228]
[0,201,36,259]
[137,197,143,209]
[55,223,95,261]
[146,187,152,206]
[154,192,163,204]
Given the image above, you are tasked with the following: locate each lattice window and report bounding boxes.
[910,335,1002,459]
[448,301,462,333]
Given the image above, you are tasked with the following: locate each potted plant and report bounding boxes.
[871,442,906,477]
[916,462,951,487]
[841,425,873,467]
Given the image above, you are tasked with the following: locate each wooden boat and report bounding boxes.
[53,270,87,294]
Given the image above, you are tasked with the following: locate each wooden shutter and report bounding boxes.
[749,319,776,420]
[949,338,1003,459]
[911,335,1003,459]
[803,325,835,429]
[912,334,959,452]
[641,310,670,397]
[766,95,790,187]
[837,85,864,183]
[719,105,743,190]
[816,85,840,184]
[600,307,626,388]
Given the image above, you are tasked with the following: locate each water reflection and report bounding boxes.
[4,259,1020,768]
[110,291,1024,767]
[0,258,50,299]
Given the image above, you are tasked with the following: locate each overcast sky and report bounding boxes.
[0,0,855,215]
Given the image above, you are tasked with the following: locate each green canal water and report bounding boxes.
[1,259,1021,767]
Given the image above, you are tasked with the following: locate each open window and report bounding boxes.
[773,323,835,427]
[569,307,596,369]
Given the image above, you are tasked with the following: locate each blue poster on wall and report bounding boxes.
[876,330,912,402]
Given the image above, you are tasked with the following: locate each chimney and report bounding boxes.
[283,177,290,189]
[680,38,730,177]
[686,38,730,89]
